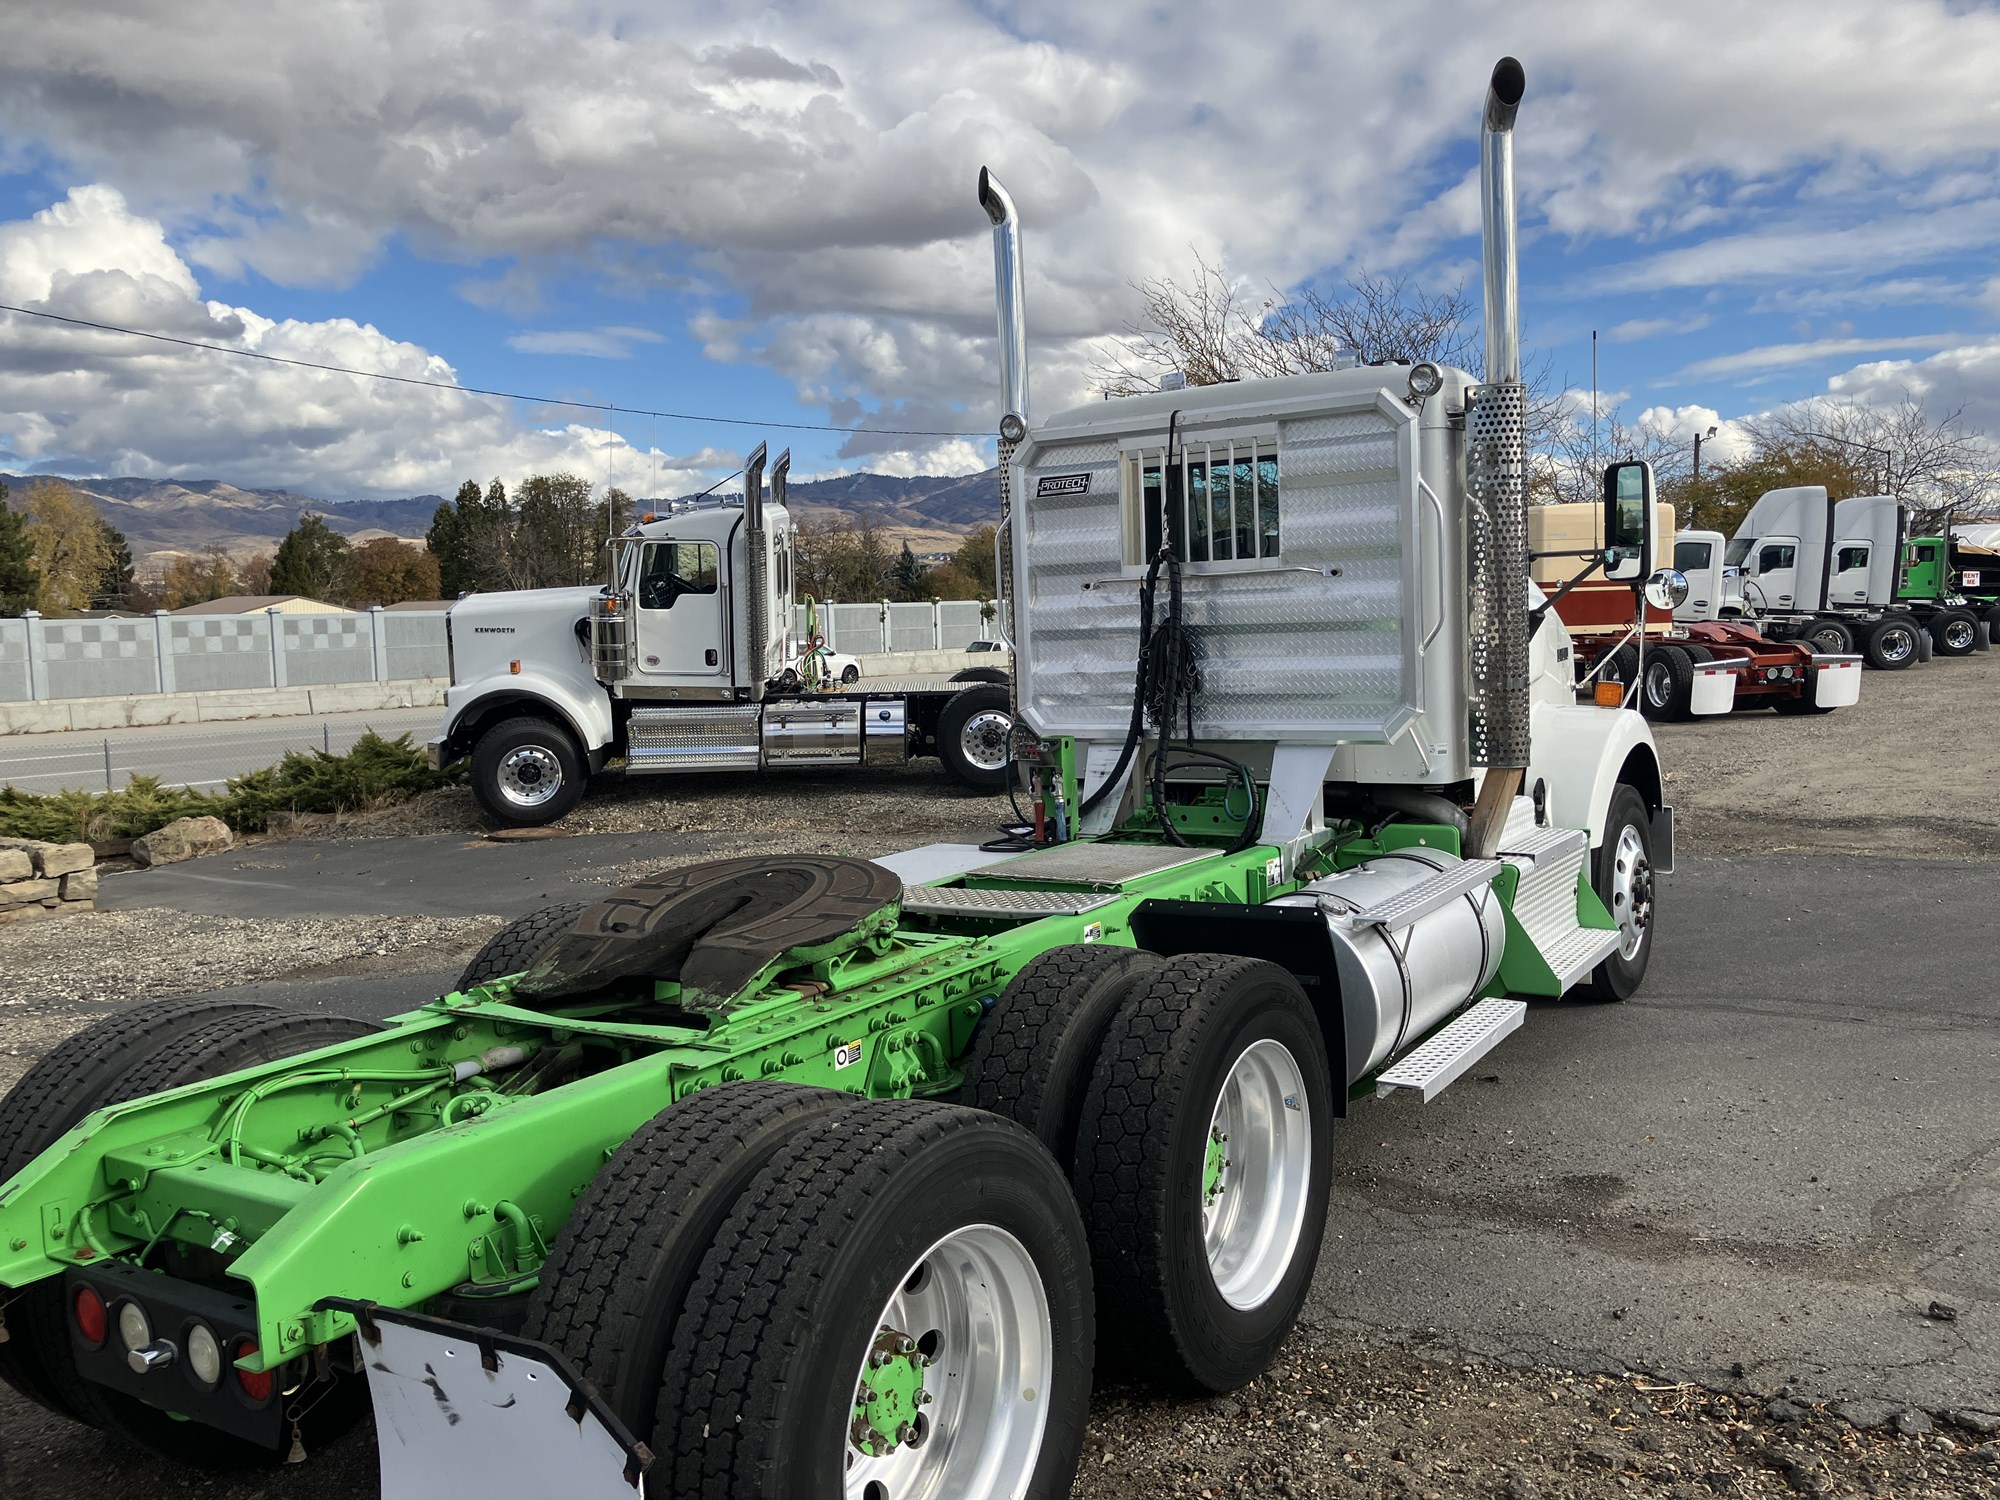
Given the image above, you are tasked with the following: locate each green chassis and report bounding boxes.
[0,802,1613,1386]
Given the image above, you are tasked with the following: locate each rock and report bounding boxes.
[35,842,92,877]
[1835,1399,1900,1430]
[0,904,63,927]
[1925,1300,1959,1322]
[1765,1398,1809,1423]
[60,869,99,902]
[0,878,60,904]
[0,849,32,882]
[1949,1410,2000,1436]
[1503,1472,1538,1500]
[131,816,234,868]
[1893,1409,1933,1437]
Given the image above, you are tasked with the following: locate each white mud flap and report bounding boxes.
[1688,659,1737,716]
[320,1300,649,1499]
[1813,656,1862,708]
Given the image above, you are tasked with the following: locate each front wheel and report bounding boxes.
[1582,783,1656,1000]
[470,715,587,825]
[1075,954,1334,1392]
[1803,617,1856,654]
[935,682,1013,792]
[654,1101,1093,1499]
[840,663,861,684]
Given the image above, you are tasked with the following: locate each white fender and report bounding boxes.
[1525,701,1661,850]
[443,669,614,756]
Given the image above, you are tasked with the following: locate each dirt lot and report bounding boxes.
[1657,647,2000,860]
[1,651,1997,1497]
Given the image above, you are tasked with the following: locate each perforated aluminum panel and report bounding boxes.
[1466,381,1529,767]
[1012,386,1424,745]
[627,705,760,770]
[987,841,1221,885]
[899,886,1121,917]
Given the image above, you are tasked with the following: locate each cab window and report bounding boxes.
[1122,435,1280,566]
[1723,537,1753,567]
[1673,540,1711,572]
[1757,544,1796,572]
[638,542,719,610]
[1835,545,1870,572]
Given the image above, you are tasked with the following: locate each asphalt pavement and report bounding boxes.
[3,840,1996,1497]
[0,706,441,793]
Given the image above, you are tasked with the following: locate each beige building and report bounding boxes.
[170,594,354,616]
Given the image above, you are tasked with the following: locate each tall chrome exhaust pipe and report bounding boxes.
[1480,57,1525,387]
[978,167,1029,436]
[1466,56,1530,857]
[743,441,769,696]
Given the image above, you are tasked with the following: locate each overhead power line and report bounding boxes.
[0,301,982,440]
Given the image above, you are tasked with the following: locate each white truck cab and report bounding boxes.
[431,447,1015,823]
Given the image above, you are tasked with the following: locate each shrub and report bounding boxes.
[0,731,461,842]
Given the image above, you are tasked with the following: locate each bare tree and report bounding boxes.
[1748,393,1998,534]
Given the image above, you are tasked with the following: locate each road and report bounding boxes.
[0,706,442,793]
[3,838,1995,1496]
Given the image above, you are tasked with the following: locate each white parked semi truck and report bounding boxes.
[428,447,1016,823]
[1678,487,1985,668]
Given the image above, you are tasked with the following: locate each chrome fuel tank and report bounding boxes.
[1266,848,1505,1081]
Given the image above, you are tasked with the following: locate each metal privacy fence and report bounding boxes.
[0,609,451,704]
[794,600,1004,655]
[0,599,1007,706]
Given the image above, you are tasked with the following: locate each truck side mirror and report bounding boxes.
[1602,461,1654,582]
[1643,568,1689,612]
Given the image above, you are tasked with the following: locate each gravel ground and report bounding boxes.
[0,908,500,1094]
[3,656,1999,1497]
[1655,648,2000,860]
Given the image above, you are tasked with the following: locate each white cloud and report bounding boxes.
[0,187,723,498]
[1679,335,1962,380]
[1606,314,1713,344]
[506,326,667,358]
[8,4,2000,473]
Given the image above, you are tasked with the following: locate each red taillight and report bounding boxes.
[72,1285,107,1348]
[234,1342,274,1403]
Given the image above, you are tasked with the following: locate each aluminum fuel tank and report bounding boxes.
[1265,848,1505,1081]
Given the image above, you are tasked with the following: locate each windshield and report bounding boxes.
[1723,537,1754,567]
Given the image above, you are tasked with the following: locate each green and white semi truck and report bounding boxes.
[0,58,1675,1499]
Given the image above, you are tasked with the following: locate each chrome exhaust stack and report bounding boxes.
[743,441,770,697]
[1466,56,1530,855]
[978,165,1028,671]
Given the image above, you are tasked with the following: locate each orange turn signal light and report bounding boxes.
[509,660,522,675]
[1594,681,1623,707]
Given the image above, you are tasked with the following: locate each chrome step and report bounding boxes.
[1538,923,1625,990]
[1375,998,1526,1102]
[1338,858,1503,931]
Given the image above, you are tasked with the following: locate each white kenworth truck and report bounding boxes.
[430,446,1015,823]
[0,59,1680,1500]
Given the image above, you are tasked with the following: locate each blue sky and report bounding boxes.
[1,2,1998,502]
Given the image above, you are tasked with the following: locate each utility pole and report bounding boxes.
[1690,425,1717,528]
[1590,330,1599,469]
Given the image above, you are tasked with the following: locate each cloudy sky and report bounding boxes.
[2,1,1999,500]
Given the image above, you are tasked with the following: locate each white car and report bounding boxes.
[965,639,1007,654]
[800,648,861,685]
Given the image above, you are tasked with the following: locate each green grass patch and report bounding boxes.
[0,731,463,843]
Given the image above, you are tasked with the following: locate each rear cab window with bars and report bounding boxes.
[1120,433,1281,568]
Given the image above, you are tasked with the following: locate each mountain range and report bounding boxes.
[0,469,1003,570]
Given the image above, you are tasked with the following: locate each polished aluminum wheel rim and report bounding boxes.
[843,1224,1051,1500]
[1642,658,1674,709]
[1810,627,1847,653]
[1202,1039,1312,1312]
[1879,625,1915,663]
[1943,618,1976,651]
[497,745,563,808]
[959,710,1012,773]
[1608,822,1653,961]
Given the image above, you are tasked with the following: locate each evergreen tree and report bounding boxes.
[0,482,37,617]
[428,480,480,597]
[890,542,927,601]
[93,520,134,610]
[269,513,357,604]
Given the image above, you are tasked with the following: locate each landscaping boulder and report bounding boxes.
[60,869,99,902]
[0,848,33,882]
[132,816,235,868]
[0,837,93,877]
